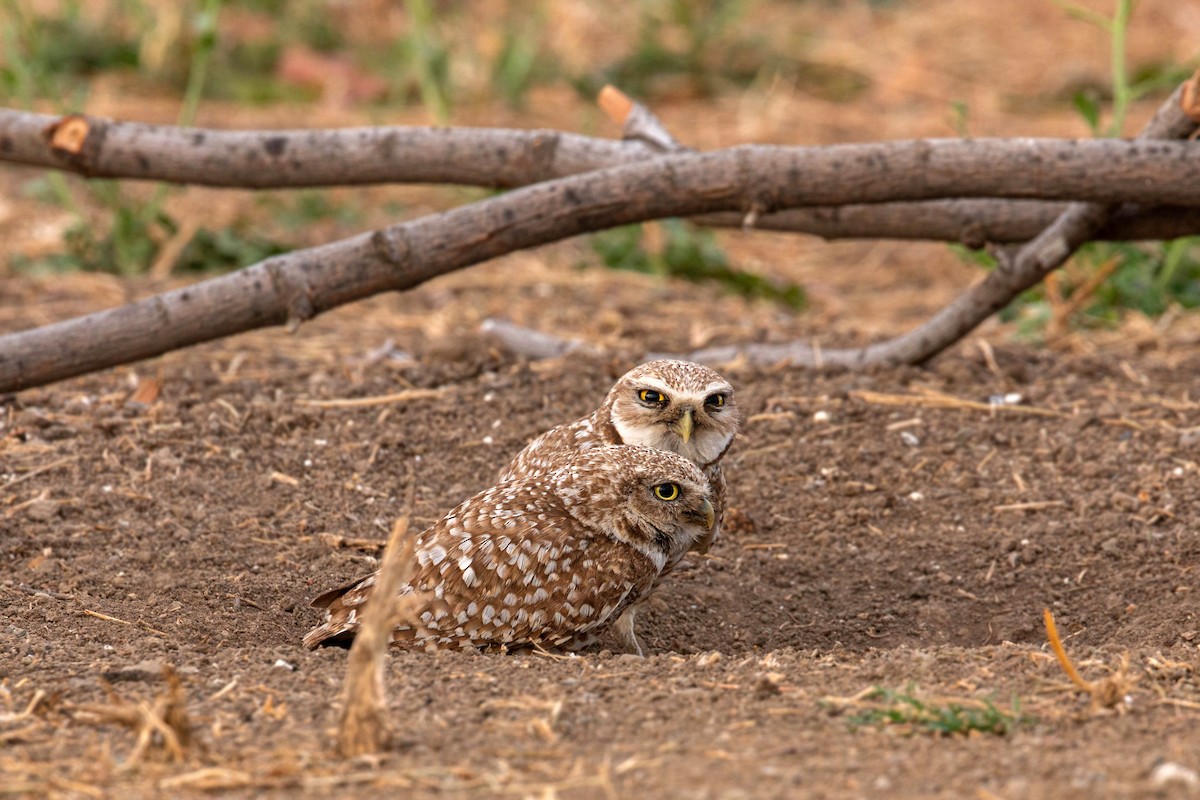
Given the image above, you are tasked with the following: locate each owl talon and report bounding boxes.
[611,608,644,657]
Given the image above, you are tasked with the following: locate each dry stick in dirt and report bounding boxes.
[1,75,1199,391]
[4,108,1200,244]
[337,515,417,758]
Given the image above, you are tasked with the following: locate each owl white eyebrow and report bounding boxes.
[700,382,732,395]
[635,377,675,395]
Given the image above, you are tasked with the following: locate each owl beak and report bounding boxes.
[674,408,695,444]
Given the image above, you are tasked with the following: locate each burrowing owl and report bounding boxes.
[302,445,714,654]
[501,359,740,554]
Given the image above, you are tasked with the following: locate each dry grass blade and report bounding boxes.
[337,515,417,758]
[66,665,192,768]
[994,501,1067,513]
[1042,608,1136,710]
[1043,608,1092,693]
[318,532,385,553]
[851,389,1067,418]
[5,457,78,488]
[1048,255,1121,339]
[158,767,253,791]
[0,689,46,724]
[299,388,448,409]
[83,609,133,626]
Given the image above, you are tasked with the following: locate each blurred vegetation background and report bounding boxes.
[1,0,1198,337]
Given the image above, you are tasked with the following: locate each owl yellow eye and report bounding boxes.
[638,389,666,405]
[705,393,727,408]
[653,483,681,501]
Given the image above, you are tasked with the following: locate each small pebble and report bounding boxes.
[753,674,782,698]
[272,659,296,671]
[25,500,61,522]
[813,410,830,423]
[900,431,920,447]
[103,659,165,682]
[986,392,1024,406]
[1150,762,1200,790]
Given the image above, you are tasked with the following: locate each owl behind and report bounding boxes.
[500,359,741,555]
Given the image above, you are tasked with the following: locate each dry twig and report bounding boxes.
[66,665,192,768]
[849,388,1066,418]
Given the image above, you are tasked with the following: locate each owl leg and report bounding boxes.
[610,607,644,657]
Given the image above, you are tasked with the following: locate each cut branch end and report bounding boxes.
[597,85,634,126]
[46,114,90,154]
[1181,68,1200,123]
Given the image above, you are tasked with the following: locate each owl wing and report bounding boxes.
[687,464,725,555]
[303,484,659,651]
[499,412,611,482]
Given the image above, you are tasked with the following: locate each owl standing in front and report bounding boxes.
[303,445,715,653]
[499,359,741,655]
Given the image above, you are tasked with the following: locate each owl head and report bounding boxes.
[604,360,741,468]
[552,444,714,571]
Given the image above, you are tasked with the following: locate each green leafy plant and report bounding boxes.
[0,0,140,104]
[389,0,452,123]
[271,191,363,231]
[12,181,176,275]
[6,0,234,277]
[837,685,1026,737]
[591,219,806,309]
[174,227,290,273]
[571,0,867,103]
[490,13,558,110]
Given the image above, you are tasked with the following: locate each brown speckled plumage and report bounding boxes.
[303,445,714,653]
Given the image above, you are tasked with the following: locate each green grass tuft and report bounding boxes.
[837,685,1026,737]
[590,219,805,309]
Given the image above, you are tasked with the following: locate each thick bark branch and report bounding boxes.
[3,133,1200,392]
[4,109,1200,242]
[688,74,1200,368]
[1,109,659,187]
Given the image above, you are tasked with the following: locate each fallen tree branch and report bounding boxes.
[688,70,1200,367]
[5,108,1200,244]
[4,128,1200,391]
[3,108,658,188]
[696,201,1200,244]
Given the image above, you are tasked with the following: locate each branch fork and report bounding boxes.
[0,72,1197,390]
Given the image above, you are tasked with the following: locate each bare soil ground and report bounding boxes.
[3,1,1200,798]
